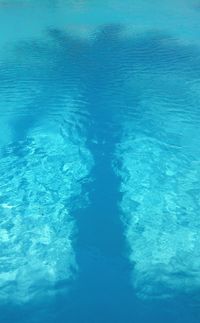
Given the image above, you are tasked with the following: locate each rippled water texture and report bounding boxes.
[1,0,200,322]
[115,50,200,299]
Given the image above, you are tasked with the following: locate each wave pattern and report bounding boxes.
[1,17,200,311]
[0,120,92,304]
[0,21,96,305]
[0,22,97,305]
[115,71,200,299]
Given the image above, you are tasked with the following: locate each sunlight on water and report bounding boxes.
[116,135,200,299]
[0,10,95,303]
[0,125,92,303]
[115,61,200,299]
[0,49,93,303]
[1,0,200,321]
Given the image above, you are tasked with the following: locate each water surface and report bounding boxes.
[1,1,200,322]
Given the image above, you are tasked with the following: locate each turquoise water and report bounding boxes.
[1,1,200,322]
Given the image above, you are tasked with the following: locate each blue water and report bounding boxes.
[1,1,200,322]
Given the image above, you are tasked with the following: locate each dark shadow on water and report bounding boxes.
[55,25,138,322]
[1,24,200,323]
